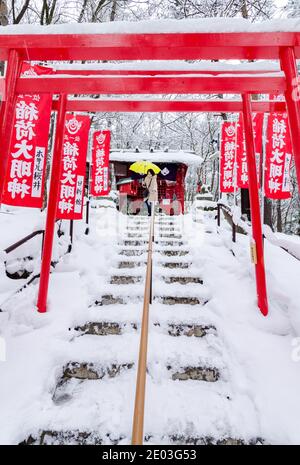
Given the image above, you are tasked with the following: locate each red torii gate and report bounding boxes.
[0,30,300,318]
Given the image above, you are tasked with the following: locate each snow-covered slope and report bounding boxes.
[0,205,300,445]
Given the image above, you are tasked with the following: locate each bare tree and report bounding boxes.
[11,0,31,24]
[0,0,8,25]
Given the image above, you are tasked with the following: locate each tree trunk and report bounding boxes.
[276,199,283,232]
[264,197,273,230]
[0,0,8,26]
[0,0,7,77]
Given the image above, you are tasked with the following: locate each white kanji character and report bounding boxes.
[224,160,233,170]
[15,100,38,122]
[241,172,248,184]
[10,159,32,179]
[15,120,36,141]
[11,140,33,159]
[63,141,79,157]
[224,170,232,180]
[272,133,286,150]
[61,170,76,185]
[242,161,248,173]
[60,185,75,199]
[7,178,30,199]
[273,118,287,135]
[58,198,73,213]
[270,163,283,178]
[63,156,77,171]
[95,184,103,193]
[224,141,235,152]
[223,179,233,189]
[268,178,281,193]
[270,149,284,164]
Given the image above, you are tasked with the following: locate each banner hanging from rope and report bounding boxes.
[57,114,90,219]
[220,121,237,193]
[90,130,111,196]
[264,112,292,200]
[2,63,53,208]
[236,113,263,189]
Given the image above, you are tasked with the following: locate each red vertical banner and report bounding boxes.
[2,63,53,208]
[57,114,90,220]
[236,113,263,188]
[264,113,292,200]
[90,130,111,196]
[220,121,237,193]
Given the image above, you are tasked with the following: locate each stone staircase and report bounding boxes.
[23,214,260,445]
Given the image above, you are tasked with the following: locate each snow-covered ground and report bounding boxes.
[0,203,300,445]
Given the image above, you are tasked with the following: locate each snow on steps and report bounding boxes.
[24,213,255,446]
[22,430,263,445]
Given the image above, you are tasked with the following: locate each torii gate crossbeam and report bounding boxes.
[1,30,300,319]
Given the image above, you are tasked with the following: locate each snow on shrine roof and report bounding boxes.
[110,150,203,167]
[2,18,300,35]
[54,61,281,73]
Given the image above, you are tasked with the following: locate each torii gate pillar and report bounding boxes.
[280,46,300,191]
[242,93,268,316]
[36,94,67,313]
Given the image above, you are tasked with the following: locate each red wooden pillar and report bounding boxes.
[0,50,21,204]
[36,94,67,313]
[280,47,300,190]
[242,93,268,316]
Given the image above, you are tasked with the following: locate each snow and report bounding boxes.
[110,150,203,167]
[0,203,300,444]
[54,61,281,72]
[2,18,300,35]
[263,225,300,261]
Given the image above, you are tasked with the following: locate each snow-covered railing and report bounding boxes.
[217,202,300,261]
[1,221,70,307]
[4,229,45,255]
[131,206,155,445]
[217,202,249,242]
[263,225,300,261]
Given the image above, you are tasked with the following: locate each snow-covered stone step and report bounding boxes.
[74,321,215,339]
[156,250,190,257]
[121,240,147,247]
[155,240,185,247]
[154,265,202,277]
[118,243,188,252]
[162,276,203,285]
[22,370,260,445]
[95,294,141,305]
[156,225,180,230]
[119,249,147,257]
[59,361,133,382]
[157,296,207,305]
[82,303,216,328]
[126,221,150,227]
[94,280,210,305]
[117,244,146,251]
[117,260,146,269]
[167,323,215,337]
[126,226,149,231]
[109,266,145,277]
[110,275,143,285]
[57,361,219,385]
[75,321,137,335]
[22,430,261,446]
[94,294,208,306]
[57,333,224,375]
[159,234,182,239]
[160,261,191,269]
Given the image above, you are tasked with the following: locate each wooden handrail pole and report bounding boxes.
[131,209,155,445]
